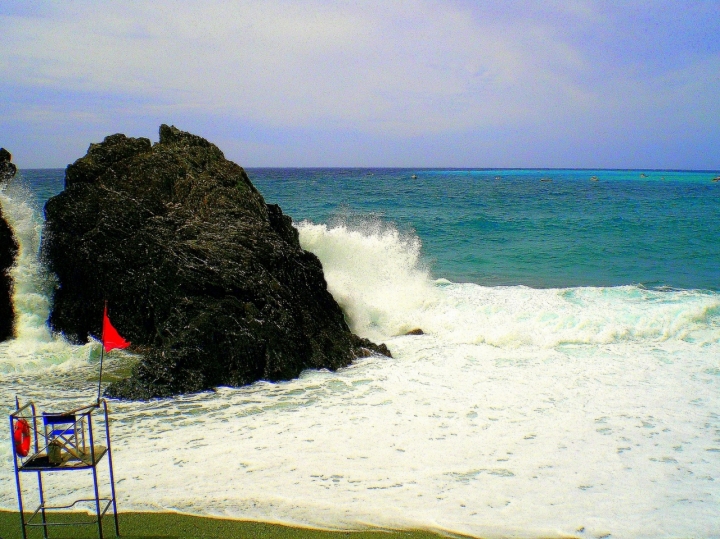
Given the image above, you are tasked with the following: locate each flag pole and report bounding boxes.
[97,300,107,404]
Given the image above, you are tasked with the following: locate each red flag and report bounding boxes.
[102,304,130,353]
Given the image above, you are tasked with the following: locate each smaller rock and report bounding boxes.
[352,334,392,357]
[0,148,17,182]
[0,215,17,341]
[0,148,18,341]
[405,328,424,336]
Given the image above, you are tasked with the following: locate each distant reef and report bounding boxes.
[0,148,19,341]
[43,125,390,399]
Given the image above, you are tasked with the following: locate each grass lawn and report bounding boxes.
[0,511,461,539]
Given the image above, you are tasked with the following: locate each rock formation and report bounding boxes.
[0,148,18,341]
[404,328,424,336]
[43,125,390,399]
[0,148,17,182]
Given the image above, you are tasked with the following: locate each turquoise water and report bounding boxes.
[252,168,720,290]
[2,167,719,538]
[22,168,720,290]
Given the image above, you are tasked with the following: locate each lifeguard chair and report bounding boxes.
[9,399,120,539]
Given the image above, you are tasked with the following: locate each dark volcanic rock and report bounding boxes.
[43,125,390,399]
[0,214,16,341]
[404,328,424,336]
[0,148,18,341]
[0,148,17,182]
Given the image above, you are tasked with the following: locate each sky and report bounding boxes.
[1,1,719,169]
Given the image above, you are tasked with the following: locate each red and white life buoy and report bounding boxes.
[13,418,31,457]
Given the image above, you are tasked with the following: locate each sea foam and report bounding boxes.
[298,219,436,340]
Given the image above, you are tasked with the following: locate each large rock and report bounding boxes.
[0,148,18,341]
[43,125,390,399]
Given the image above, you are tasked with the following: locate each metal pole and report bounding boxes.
[36,471,48,539]
[97,345,105,403]
[88,411,104,539]
[98,301,108,403]
[103,400,120,537]
[32,402,48,539]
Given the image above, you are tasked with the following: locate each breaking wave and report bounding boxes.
[0,180,93,373]
[297,219,720,348]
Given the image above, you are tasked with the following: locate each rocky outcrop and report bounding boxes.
[0,148,18,341]
[43,125,390,399]
[0,148,17,182]
[404,328,424,336]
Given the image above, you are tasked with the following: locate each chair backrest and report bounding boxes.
[43,413,79,444]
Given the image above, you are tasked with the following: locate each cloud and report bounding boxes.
[1,2,598,130]
[1,0,719,167]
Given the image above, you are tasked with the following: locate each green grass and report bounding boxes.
[0,511,462,539]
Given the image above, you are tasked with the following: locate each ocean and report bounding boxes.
[1,168,719,538]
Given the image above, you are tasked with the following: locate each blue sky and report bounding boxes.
[1,1,719,169]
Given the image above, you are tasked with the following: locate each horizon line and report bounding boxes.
[17,166,720,174]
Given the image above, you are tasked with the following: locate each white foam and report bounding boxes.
[297,219,437,341]
[2,336,717,538]
[424,283,720,347]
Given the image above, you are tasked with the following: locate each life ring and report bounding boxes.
[13,418,31,457]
